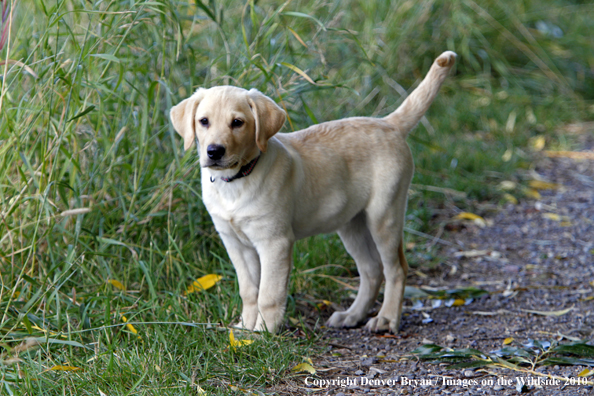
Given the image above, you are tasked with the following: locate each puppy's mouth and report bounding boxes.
[203,160,239,170]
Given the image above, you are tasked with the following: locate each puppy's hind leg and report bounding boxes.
[363,199,409,333]
[327,212,384,329]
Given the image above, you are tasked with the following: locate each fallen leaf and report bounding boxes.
[503,193,518,205]
[454,250,489,258]
[503,337,514,345]
[498,181,517,190]
[523,188,542,200]
[292,362,316,374]
[229,329,253,350]
[121,315,140,337]
[545,150,594,160]
[185,274,223,295]
[445,298,466,307]
[454,212,486,227]
[521,307,573,317]
[543,213,561,221]
[578,368,592,377]
[528,180,562,190]
[530,135,546,151]
[44,365,82,372]
[108,279,125,290]
[502,149,513,162]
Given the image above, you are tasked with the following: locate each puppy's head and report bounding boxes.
[170,86,286,170]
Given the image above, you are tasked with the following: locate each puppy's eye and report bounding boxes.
[231,119,244,128]
[199,118,209,126]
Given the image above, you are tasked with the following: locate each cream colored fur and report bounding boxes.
[170,51,456,333]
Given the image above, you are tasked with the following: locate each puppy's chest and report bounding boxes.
[203,187,263,244]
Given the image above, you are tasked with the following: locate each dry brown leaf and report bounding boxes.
[545,151,594,160]
[454,250,489,258]
[521,307,573,317]
[528,180,562,190]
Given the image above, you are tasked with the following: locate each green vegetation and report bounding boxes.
[0,0,592,393]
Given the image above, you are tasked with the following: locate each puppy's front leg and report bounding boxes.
[253,238,294,333]
[219,232,261,330]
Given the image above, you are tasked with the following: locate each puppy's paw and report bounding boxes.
[230,321,252,331]
[436,51,457,68]
[326,311,363,328]
[365,316,400,333]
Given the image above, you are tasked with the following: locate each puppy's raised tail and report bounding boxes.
[384,51,456,137]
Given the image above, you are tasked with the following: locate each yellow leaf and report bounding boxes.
[316,300,333,308]
[543,213,561,221]
[578,368,591,377]
[454,212,486,227]
[292,362,316,374]
[530,135,546,151]
[452,298,465,306]
[503,193,518,205]
[502,149,512,162]
[528,180,562,190]
[45,365,82,372]
[524,188,542,200]
[503,337,514,345]
[185,274,223,295]
[229,329,253,350]
[108,279,125,290]
[121,316,138,335]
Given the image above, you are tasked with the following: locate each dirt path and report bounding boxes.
[285,135,594,395]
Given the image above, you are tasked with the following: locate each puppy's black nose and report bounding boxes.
[207,144,226,160]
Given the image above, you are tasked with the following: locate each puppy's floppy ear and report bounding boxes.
[170,88,205,151]
[247,89,286,152]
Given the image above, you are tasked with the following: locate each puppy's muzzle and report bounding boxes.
[207,144,226,161]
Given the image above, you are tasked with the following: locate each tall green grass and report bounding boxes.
[0,0,592,393]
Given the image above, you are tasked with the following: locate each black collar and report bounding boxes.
[210,155,261,183]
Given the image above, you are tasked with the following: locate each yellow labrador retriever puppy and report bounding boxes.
[171,51,456,333]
